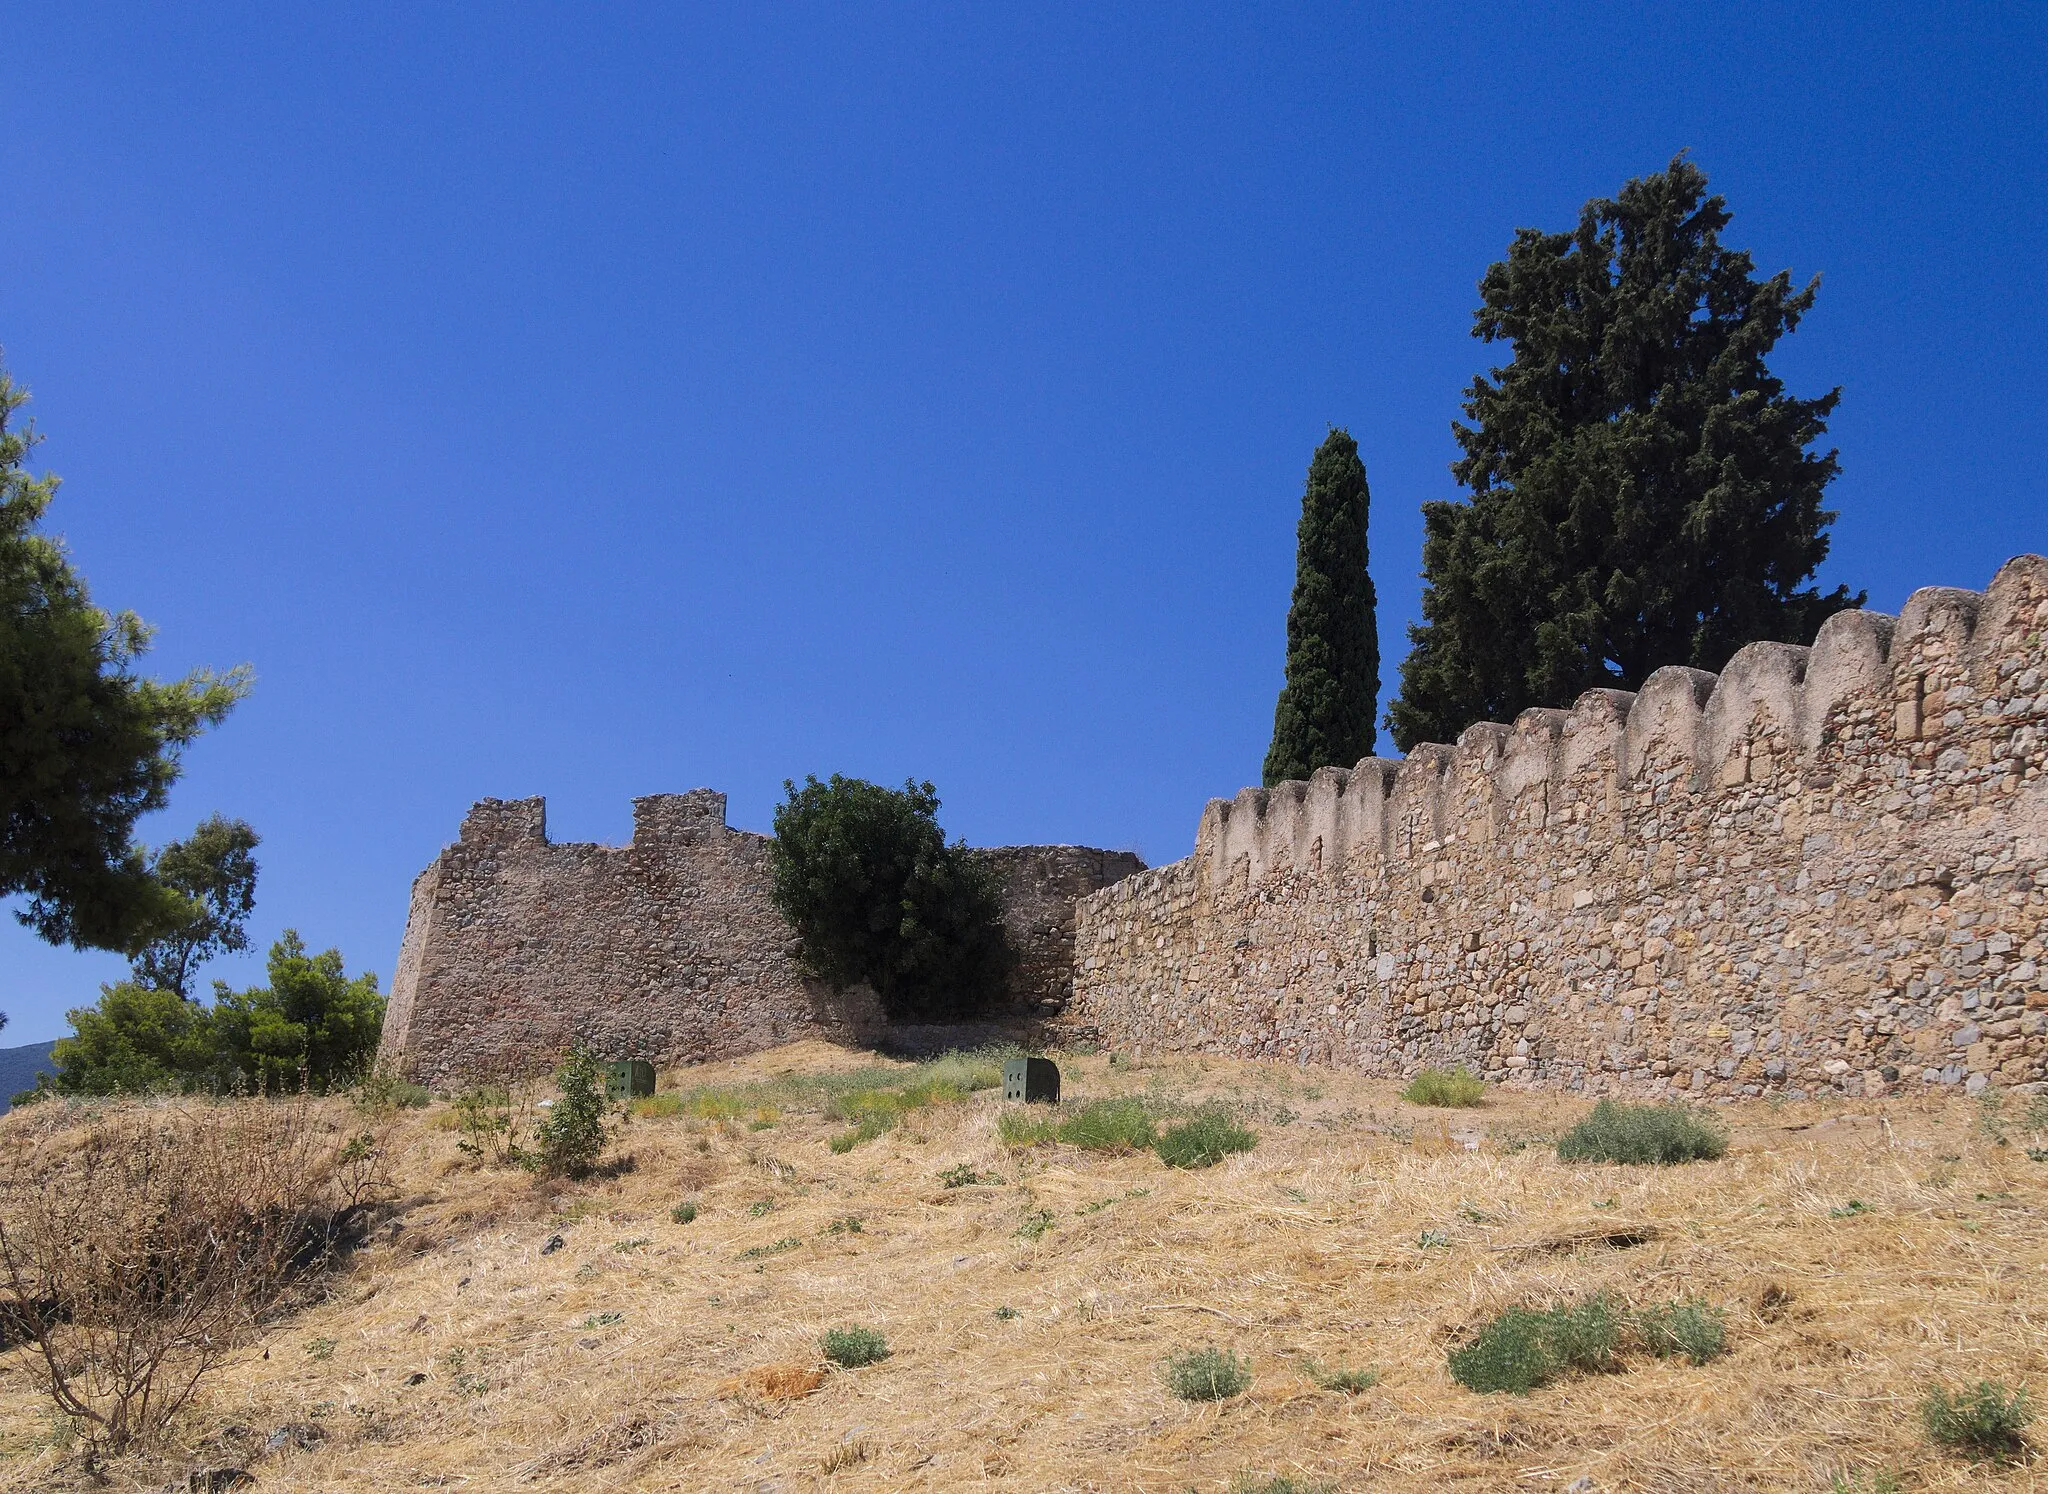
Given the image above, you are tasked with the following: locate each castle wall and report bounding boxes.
[380,789,1139,1085]
[1068,556,2048,1100]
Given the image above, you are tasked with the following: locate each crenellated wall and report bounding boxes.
[380,790,1141,1085]
[1069,556,2048,1099]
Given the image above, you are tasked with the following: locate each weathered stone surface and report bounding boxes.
[380,789,1140,1085]
[1067,556,2048,1101]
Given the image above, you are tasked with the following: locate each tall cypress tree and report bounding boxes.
[1387,155,1861,751]
[1264,428,1379,786]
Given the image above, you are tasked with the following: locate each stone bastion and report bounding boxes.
[378,788,1142,1085]
[1067,555,2048,1100]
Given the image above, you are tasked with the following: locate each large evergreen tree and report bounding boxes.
[1263,428,1379,786]
[1387,156,1860,751]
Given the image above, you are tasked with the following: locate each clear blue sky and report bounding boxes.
[2,5,2042,1044]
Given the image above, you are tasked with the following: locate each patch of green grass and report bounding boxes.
[826,1215,863,1235]
[1057,1096,1159,1152]
[820,1325,891,1369]
[1402,1066,1487,1107]
[611,1236,650,1252]
[1922,1379,2032,1460]
[580,1311,623,1328]
[1155,1109,1257,1169]
[1555,1099,1728,1165]
[997,1110,1059,1146]
[735,1236,801,1261]
[305,1337,337,1361]
[635,1048,1016,1146]
[670,1201,697,1224]
[1015,1209,1057,1242]
[1163,1346,1252,1401]
[1827,1472,1902,1494]
[1829,1199,1871,1218]
[939,1162,1001,1188]
[1303,1360,1378,1393]
[746,1198,776,1217]
[1228,1476,1336,1494]
[1447,1297,1620,1395]
[1417,1228,1451,1249]
[1635,1300,1727,1365]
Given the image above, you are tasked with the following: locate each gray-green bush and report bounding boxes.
[1921,1380,2032,1460]
[1555,1099,1727,1165]
[1401,1066,1486,1107]
[1447,1297,1620,1394]
[1155,1109,1257,1169]
[1636,1299,1727,1365]
[1164,1346,1252,1401]
[820,1325,891,1369]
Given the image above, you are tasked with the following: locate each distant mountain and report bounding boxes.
[0,1040,58,1114]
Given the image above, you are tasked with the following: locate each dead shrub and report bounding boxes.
[0,1095,388,1455]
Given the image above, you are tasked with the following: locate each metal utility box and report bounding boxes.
[1002,1057,1060,1104]
[602,1060,656,1102]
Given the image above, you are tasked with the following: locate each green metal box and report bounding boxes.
[1002,1056,1060,1104]
[602,1059,656,1102]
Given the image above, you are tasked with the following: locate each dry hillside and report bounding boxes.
[2,1042,2044,1492]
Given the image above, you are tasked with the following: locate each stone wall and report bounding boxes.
[380,789,1139,1085]
[1068,556,2048,1100]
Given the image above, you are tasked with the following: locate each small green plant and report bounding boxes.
[452,1082,527,1166]
[611,1236,650,1252]
[747,1198,776,1217]
[1555,1099,1727,1165]
[1828,1199,1871,1219]
[352,1057,432,1114]
[1155,1109,1257,1169]
[827,1215,864,1235]
[1402,1066,1487,1107]
[1303,1359,1378,1393]
[1447,1296,1621,1394]
[580,1311,623,1328]
[994,1305,1020,1320]
[1417,1228,1451,1249]
[1163,1345,1252,1401]
[532,1045,609,1178]
[997,1109,1059,1146]
[1921,1379,2032,1460]
[1827,1471,1902,1494]
[1635,1300,1727,1365]
[736,1236,801,1261]
[1228,1476,1336,1494]
[820,1325,891,1368]
[1016,1209,1057,1242]
[940,1162,999,1188]
[1057,1096,1159,1152]
[305,1337,337,1361]
[670,1201,697,1224]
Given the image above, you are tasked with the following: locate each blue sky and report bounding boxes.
[2,5,2043,1044]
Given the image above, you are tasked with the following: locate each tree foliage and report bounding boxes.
[129,814,260,997]
[1264,428,1378,786]
[769,775,1010,1023]
[1388,156,1860,750]
[0,360,250,951]
[42,931,382,1096]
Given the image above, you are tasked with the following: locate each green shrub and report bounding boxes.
[532,1045,609,1177]
[1163,1346,1252,1401]
[998,1110,1059,1146]
[353,1056,431,1113]
[1229,1477,1336,1494]
[1057,1097,1158,1152]
[1155,1109,1257,1169]
[670,1201,697,1224]
[1402,1066,1486,1107]
[1636,1300,1727,1365]
[769,775,1010,1022]
[820,1325,891,1369]
[1303,1360,1378,1393]
[1921,1379,2032,1460]
[1555,1099,1727,1165]
[1447,1297,1620,1395]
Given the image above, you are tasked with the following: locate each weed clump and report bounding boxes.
[1921,1379,2032,1460]
[1636,1299,1727,1365]
[533,1045,609,1177]
[1058,1096,1158,1152]
[1155,1109,1257,1169]
[1304,1360,1378,1393]
[1164,1346,1252,1401]
[820,1325,891,1369]
[1447,1297,1620,1394]
[1229,1477,1336,1494]
[1555,1099,1727,1165]
[1401,1066,1486,1107]
[670,1201,697,1224]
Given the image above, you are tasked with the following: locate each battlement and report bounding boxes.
[1072,556,2048,1100]
[1194,555,2048,890]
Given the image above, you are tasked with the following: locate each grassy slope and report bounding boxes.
[2,1042,2044,1492]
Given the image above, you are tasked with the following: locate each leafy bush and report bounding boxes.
[1921,1379,2032,1460]
[1447,1297,1620,1394]
[1555,1099,1727,1165]
[820,1325,891,1368]
[1057,1097,1159,1152]
[1402,1066,1486,1107]
[533,1046,609,1178]
[670,1201,697,1224]
[1636,1299,1727,1365]
[1304,1360,1379,1393]
[1156,1109,1257,1169]
[769,775,1010,1022]
[1164,1346,1252,1401]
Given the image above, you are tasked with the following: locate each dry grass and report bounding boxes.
[2,1040,2045,1491]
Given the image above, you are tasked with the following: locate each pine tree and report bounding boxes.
[1264,428,1378,786]
[1387,156,1861,751]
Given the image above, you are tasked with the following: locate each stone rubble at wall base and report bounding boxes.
[1066,555,2048,1102]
